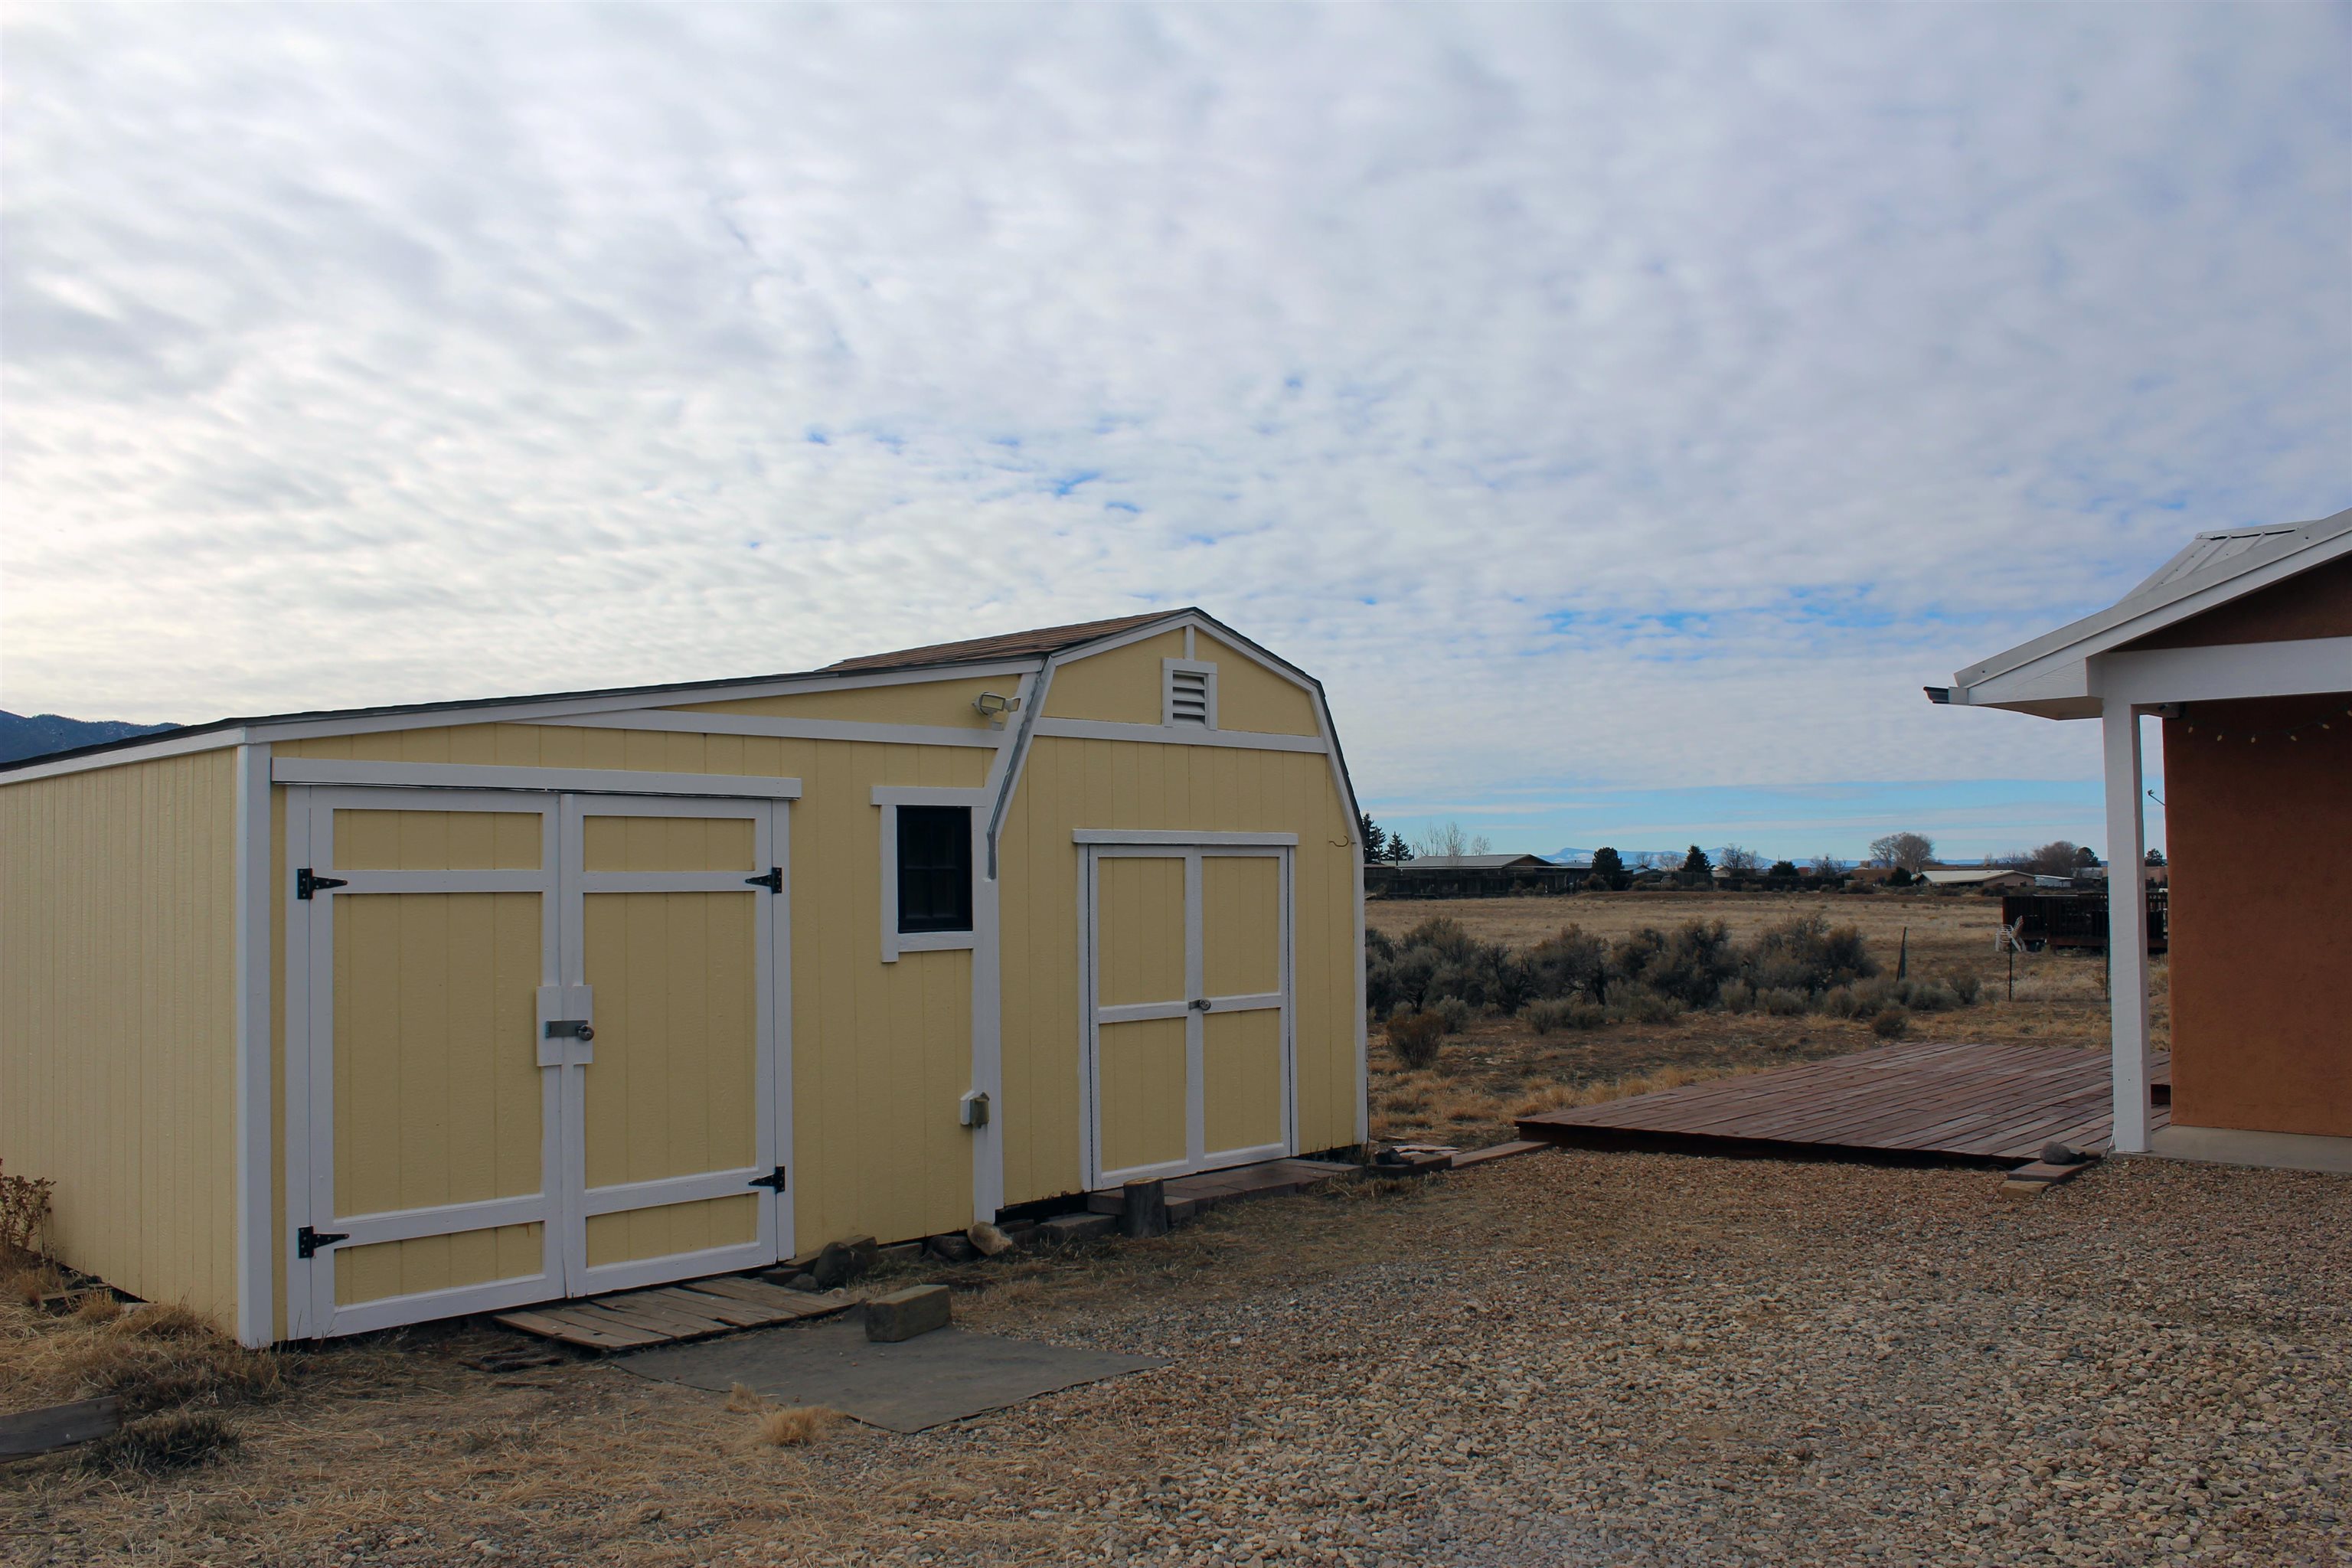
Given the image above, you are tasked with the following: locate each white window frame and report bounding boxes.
[1161,658,1220,730]
[874,785,987,962]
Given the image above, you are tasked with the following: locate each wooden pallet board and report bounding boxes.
[493,1273,853,1352]
[1086,1156,1358,1215]
[1517,1040,2170,1165]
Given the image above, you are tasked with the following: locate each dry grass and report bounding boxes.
[1510,1063,1749,1120]
[2,1298,283,1419]
[756,1405,840,1447]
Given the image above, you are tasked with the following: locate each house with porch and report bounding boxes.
[1931,508,2351,1171]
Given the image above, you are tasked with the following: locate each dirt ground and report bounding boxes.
[1364,890,2167,1148]
[5,1152,2346,1567]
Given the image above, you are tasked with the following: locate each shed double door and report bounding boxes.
[1085,844,1292,1187]
[287,787,789,1338]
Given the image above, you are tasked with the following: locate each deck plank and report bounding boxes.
[1519,1041,2165,1164]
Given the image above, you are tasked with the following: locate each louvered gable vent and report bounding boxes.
[1162,660,1217,728]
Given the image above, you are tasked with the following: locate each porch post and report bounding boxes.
[2102,699,2153,1153]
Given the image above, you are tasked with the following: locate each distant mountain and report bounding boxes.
[0,710,180,765]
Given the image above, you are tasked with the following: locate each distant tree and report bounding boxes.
[1717,844,1763,877]
[1768,860,1800,882]
[2145,848,2166,867]
[1413,821,1492,859]
[1357,812,1387,863]
[2013,841,2088,879]
[1807,853,1843,879]
[1589,846,1627,890]
[2075,845,2099,868]
[1386,837,1416,864]
[1868,831,1935,874]
[1887,866,1915,887]
[1681,844,1712,877]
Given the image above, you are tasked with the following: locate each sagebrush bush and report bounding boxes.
[1614,985,1685,1024]
[1744,915,1876,995]
[1945,971,1981,1005]
[1904,979,1958,1014]
[1612,920,1740,1007]
[1759,986,1808,1017]
[1430,995,1473,1034]
[1386,1008,1447,1069]
[1870,1006,1911,1039]
[1522,998,1578,1036]
[1821,985,1860,1019]
[1717,979,1756,1014]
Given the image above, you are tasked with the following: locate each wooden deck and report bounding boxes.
[494,1273,851,1352]
[1517,1040,2171,1165]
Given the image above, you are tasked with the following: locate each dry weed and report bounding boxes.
[757,1405,838,1446]
[1509,1063,1753,1119]
[724,1381,769,1414]
[72,1292,122,1324]
[78,1409,238,1474]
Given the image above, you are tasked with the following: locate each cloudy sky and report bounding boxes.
[5,5,2347,858]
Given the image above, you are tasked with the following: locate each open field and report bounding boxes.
[5,1151,2347,1566]
[1365,891,2168,1148]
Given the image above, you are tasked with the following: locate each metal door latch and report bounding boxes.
[297,1225,349,1259]
[544,1020,595,1042]
[1189,998,1213,1011]
[744,867,782,893]
[296,868,348,900]
[746,1167,788,1191]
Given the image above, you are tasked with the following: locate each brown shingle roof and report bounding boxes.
[823,610,1183,674]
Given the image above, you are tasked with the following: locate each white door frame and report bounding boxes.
[285,785,792,1338]
[1078,840,1295,1191]
[560,792,792,1295]
[284,786,567,1339]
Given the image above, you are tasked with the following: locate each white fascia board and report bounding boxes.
[272,757,804,798]
[1952,525,2352,694]
[545,707,1004,749]
[1029,717,1326,753]
[0,725,251,783]
[0,662,1041,786]
[2092,636,2352,707]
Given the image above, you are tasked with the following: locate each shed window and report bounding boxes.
[896,805,973,933]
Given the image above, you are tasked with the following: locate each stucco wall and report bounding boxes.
[2163,693,2352,1137]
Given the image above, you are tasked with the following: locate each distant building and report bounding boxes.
[1918,867,2035,893]
[1392,853,1552,871]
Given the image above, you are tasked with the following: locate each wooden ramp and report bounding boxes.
[494,1273,850,1353]
[1517,1040,2171,1165]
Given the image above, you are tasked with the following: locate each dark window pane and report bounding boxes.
[897,805,972,933]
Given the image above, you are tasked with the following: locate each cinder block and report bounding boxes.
[864,1284,952,1343]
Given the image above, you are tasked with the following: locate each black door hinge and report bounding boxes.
[296,868,348,900]
[744,867,782,893]
[746,1167,787,1192]
[297,1225,349,1259]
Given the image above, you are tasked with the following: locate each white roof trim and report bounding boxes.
[1945,507,2352,713]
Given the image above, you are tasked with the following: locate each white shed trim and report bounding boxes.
[271,758,804,799]
[233,744,274,1348]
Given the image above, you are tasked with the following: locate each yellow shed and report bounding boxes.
[0,612,1365,1344]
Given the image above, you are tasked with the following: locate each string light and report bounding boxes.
[2176,704,2350,744]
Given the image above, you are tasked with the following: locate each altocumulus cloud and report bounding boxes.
[2,5,2346,844]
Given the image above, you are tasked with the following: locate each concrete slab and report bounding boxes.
[2147,1124,2352,1174]
[616,1318,1165,1433]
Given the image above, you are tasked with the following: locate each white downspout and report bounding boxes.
[2102,699,2154,1153]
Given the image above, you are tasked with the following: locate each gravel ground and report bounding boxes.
[8,1148,2347,1566]
[879,1149,2352,1567]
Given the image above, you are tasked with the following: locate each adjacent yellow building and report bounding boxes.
[0,612,1366,1344]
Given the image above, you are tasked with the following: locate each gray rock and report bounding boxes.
[926,1232,978,1263]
